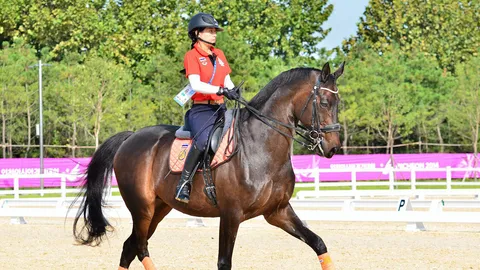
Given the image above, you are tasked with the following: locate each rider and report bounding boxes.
[175,12,239,203]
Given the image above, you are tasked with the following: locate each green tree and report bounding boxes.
[344,0,480,72]
[343,46,424,154]
[98,0,188,68]
[0,0,25,45]
[449,55,480,159]
[0,40,37,158]
[194,0,333,60]
[17,0,112,59]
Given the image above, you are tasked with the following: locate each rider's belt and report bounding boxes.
[193,99,224,105]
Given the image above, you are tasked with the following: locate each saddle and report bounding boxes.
[169,110,236,206]
[169,110,236,173]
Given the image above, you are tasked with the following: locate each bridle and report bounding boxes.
[296,78,341,154]
[233,76,341,155]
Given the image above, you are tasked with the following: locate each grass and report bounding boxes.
[0,189,122,199]
[292,180,480,198]
[1,180,479,200]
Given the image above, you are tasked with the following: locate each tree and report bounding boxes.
[16,0,112,59]
[97,0,188,68]
[0,40,37,158]
[0,0,25,46]
[344,0,480,72]
[194,0,333,60]
[449,55,480,161]
[342,45,426,154]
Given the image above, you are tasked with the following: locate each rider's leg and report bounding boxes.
[175,104,222,203]
[174,143,203,203]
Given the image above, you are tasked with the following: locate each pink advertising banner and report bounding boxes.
[0,154,479,188]
[292,153,480,182]
[0,158,118,188]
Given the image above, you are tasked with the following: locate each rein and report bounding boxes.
[233,78,341,154]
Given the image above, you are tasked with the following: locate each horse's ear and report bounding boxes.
[334,61,345,79]
[321,62,331,82]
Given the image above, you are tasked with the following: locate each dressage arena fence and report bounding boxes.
[1,167,479,231]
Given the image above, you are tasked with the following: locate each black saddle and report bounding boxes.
[174,110,235,207]
[175,110,234,153]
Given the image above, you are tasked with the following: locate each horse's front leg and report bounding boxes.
[264,203,335,270]
[217,213,242,270]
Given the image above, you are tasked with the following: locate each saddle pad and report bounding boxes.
[169,120,235,173]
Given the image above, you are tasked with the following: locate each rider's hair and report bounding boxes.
[189,27,206,49]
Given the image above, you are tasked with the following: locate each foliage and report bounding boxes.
[188,0,333,60]
[1,1,480,158]
[344,0,480,72]
[448,54,480,156]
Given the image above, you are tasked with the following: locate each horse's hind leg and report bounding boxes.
[264,204,335,270]
[119,199,172,270]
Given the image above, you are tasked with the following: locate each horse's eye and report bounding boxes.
[320,98,329,108]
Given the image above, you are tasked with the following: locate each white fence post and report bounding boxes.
[14,178,19,199]
[351,170,357,191]
[446,166,452,192]
[389,169,395,190]
[410,169,416,190]
[60,176,66,200]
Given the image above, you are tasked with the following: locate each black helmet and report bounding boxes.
[188,13,223,34]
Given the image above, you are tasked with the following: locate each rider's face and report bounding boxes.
[198,27,217,44]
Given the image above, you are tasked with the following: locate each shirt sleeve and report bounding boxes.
[184,51,200,78]
[224,74,235,89]
[188,74,220,94]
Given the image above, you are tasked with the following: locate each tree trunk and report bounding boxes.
[387,117,393,154]
[1,86,5,158]
[366,127,370,154]
[422,121,429,153]
[1,107,5,159]
[25,84,31,157]
[94,83,104,149]
[342,119,349,155]
[473,121,479,181]
[436,125,444,153]
[72,122,77,157]
[8,131,12,158]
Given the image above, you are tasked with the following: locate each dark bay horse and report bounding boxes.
[73,62,344,270]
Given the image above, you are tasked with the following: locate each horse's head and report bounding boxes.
[293,62,344,158]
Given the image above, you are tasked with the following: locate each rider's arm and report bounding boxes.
[188,74,220,94]
[224,74,235,89]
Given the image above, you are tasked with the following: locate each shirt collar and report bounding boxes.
[194,43,216,57]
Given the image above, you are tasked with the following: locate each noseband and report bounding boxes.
[233,76,341,154]
[297,79,341,154]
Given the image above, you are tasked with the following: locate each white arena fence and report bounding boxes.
[294,166,480,199]
[1,167,479,230]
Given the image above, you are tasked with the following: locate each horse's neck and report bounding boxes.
[254,91,295,125]
[240,93,295,163]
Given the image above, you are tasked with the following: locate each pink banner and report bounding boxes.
[292,153,480,182]
[0,154,479,188]
[0,158,119,188]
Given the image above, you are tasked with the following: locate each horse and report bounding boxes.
[72,61,344,270]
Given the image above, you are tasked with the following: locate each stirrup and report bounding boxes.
[175,180,191,203]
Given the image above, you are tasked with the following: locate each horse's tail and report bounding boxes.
[72,131,134,246]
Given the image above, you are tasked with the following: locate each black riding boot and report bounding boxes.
[175,144,203,203]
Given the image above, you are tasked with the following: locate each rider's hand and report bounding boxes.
[217,87,240,100]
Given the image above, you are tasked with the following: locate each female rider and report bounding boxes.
[175,13,239,203]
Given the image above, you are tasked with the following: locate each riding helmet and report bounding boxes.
[188,12,223,37]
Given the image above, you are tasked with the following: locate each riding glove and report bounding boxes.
[217,87,240,100]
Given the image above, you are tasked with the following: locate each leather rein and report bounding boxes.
[234,78,341,155]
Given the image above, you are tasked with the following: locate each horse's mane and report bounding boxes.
[247,67,321,109]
